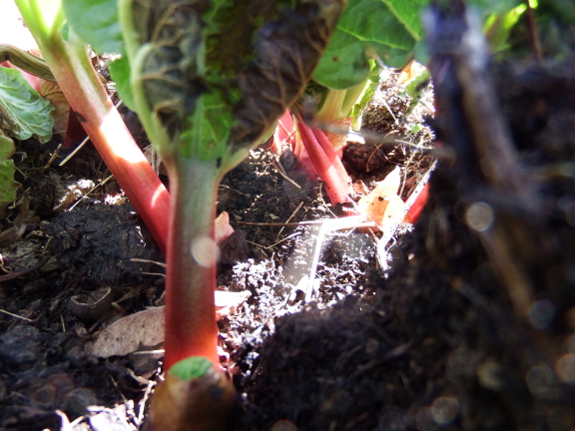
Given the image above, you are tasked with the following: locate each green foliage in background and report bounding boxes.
[0,66,54,216]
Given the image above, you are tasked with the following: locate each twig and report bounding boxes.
[0,256,48,283]
[130,257,166,268]
[43,143,63,170]
[58,135,90,167]
[381,98,399,124]
[68,174,114,211]
[130,258,166,277]
[272,160,302,190]
[275,201,304,241]
[83,174,113,197]
[137,380,156,425]
[365,132,395,172]
[0,308,37,322]
[236,220,326,227]
[60,99,125,167]
[132,349,165,355]
[525,0,542,62]
[246,231,302,250]
[142,272,166,278]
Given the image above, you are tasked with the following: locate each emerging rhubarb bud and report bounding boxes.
[149,357,236,431]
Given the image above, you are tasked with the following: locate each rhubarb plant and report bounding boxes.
[12,0,342,427]
[288,0,524,207]
[65,0,344,429]
[281,0,431,206]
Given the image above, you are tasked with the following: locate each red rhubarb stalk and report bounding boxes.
[275,109,297,154]
[163,158,220,369]
[296,114,352,204]
[404,182,430,224]
[63,108,87,148]
[49,39,169,253]
[15,2,169,253]
[311,122,353,188]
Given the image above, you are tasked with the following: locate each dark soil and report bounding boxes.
[1,52,575,431]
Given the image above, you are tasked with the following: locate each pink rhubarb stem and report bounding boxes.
[296,115,352,204]
[311,123,352,184]
[404,181,430,224]
[274,109,297,154]
[36,31,169,253]
[163,157,220,370]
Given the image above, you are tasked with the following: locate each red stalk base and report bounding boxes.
[163,158,221,370]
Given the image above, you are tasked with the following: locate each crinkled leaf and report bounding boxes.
[91,307,165,358]
[62,0,124,54]
[108,57,135,111]
[0,67,54,143]
[0,131,18,217]
[226,1,344,149]
[126,0,344,160]
[313,0,429,89]
[91,290,250,358]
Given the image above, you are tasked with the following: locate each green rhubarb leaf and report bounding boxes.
[0,131,19,218]
[340,0,416,50]
[0,131,14,159]
[124,0,345,161]
[349,61,381,129]
[313,0,429,89]
[0,67,54,143]
[62,0,124,54]
[108,57,136,111]
[381,0,428,40]
[62,0,134,109]
[180,90,234,161]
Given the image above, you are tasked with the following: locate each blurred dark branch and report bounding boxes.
[423,1,539,316]
[525,0,543,62]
